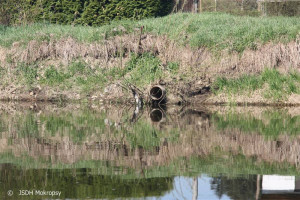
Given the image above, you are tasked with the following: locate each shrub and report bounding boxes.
[0,0,173,26]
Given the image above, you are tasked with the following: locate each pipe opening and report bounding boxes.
[150,85,165,101]
[150,109,164,122]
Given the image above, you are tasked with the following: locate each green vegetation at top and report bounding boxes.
[213,69,300,100]
[1,13,299,52]
[0,0,172,26]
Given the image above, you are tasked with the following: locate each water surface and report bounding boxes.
[0,103,300,199]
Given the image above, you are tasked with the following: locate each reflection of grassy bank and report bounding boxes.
[1,105,300,179]
[213,109,300,137]
[4,108,177,146]
[2,151,300,179]
[0,164,173,199]
[136,153,300,178]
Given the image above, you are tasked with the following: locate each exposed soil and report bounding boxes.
[0,33,299,105]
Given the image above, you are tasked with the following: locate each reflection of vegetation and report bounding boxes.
[39,110,109,142]
[125,119,179,150]
[2,150,300,179]
[1,105,300,200]
[1,107,179,147]
[0,164,173,199]
[213,109,300,137]
[15,113,39,137]
[211,175,257,200]
[168,152,300,177]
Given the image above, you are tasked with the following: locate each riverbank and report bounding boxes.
[0,13,299,105]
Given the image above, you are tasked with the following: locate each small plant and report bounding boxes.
[68,61,88,76]
[0,67,5,78]
[41,66,70,86]
[123,53,164,87]
[16,63,38,86]
[167,62,179,73]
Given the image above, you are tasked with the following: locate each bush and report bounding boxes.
[0,0,173,26]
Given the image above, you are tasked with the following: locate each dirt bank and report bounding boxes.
[0,33,299,105]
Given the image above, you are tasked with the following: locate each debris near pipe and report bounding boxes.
[119,82,145,106]
[149,85,166,102]
[129,84,144,108]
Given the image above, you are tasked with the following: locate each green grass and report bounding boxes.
[123,53,164,87]
[2,105,178,145]
[213,69,300,100]
[0,106,300,181]
[16,63,38,86]
[42,66,71,86]
[1,150,300,178]
[13,54,168,92]
[0,13,299,52]
[213,109,300,138]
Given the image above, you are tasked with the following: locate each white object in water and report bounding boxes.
[262,175,295,191]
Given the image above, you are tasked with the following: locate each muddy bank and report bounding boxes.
[0,33,299,105]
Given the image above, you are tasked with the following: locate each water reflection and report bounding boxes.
[0,102,299,199]
[261,175,300,199]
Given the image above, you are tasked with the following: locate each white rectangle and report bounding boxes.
[262,175,295,191]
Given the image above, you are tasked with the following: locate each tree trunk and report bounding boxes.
[192,177,198,200]
[256,175,261,200]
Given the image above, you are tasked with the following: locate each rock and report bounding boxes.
[104,84,123,97]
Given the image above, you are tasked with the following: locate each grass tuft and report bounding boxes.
[213,69,300,100]
[123,53,163,87]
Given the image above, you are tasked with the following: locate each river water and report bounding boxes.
[0,103,299,199]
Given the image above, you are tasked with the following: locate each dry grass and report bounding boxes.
[0,103,300,170]
[0,23,299,103]
[3,34,300,76]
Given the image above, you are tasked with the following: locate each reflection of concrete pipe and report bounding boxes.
[150,108,165,122]
[150,85,166,101]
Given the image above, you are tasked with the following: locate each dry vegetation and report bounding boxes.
[0,103,300,175]
[0,13,299,104]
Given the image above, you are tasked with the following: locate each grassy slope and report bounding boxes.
[0,13,299,102]
[213,69,300,101]
[1,12,299,52]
